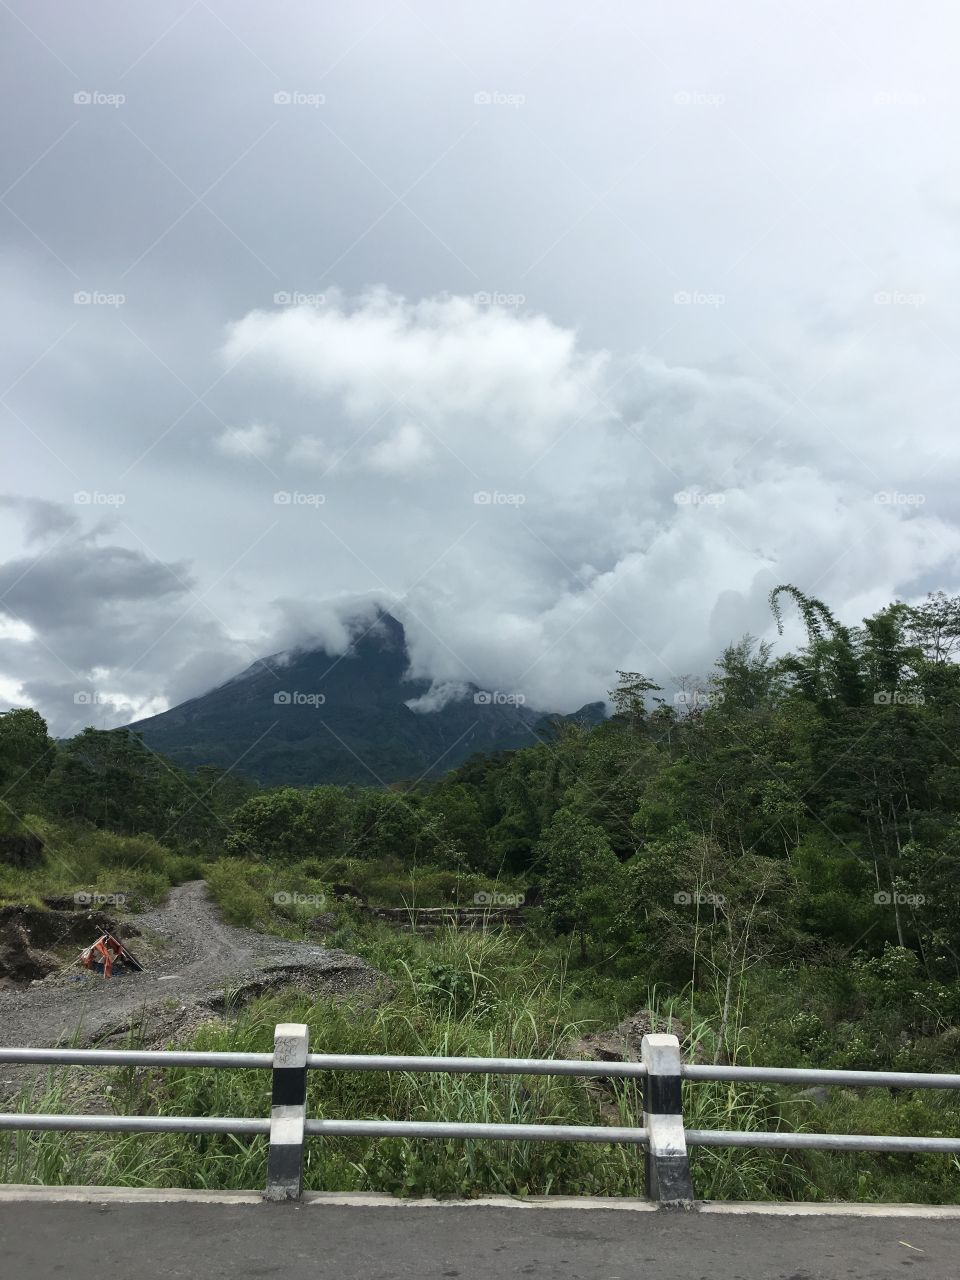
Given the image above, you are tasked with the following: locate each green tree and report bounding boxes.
[537,807,627,959]
[300,785,354,859]
[226,787,314,860]
[608,670,664,731]
[348,788,439,861]
[770,584,864,707]
[0,707,55,830]
[710,635,781,712]
[907,591,960,665]
[43,728,177,835]
[420,783,488,867]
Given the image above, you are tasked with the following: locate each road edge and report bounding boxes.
[1,1185,959,1216]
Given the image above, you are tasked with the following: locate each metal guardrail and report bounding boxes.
[2,1027,959,1203]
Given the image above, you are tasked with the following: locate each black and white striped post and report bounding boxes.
[641,1032,694,1206]
[265,1022,310,1201]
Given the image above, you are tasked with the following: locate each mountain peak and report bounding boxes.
[128,616,598,785]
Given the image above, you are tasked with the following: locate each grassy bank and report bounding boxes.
[0,819,525,920]
[0,816,200,909]
[3,914,959,1202]
[204,853,529,931]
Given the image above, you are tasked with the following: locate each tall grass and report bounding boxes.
[3,875,957,1202]
[0,815,200,909]
[1,924,823,1200]
[204,855,528,932]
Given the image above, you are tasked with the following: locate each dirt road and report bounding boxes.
[0,881,383,1088]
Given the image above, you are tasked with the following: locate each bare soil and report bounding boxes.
[0,880,386,1097]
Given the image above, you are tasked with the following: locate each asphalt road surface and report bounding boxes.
[3,1199,958,1280]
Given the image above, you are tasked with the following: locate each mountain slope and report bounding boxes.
[128,613,605,785]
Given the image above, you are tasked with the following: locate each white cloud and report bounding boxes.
[222,291,604,448]
[0,616,34,643]
[286,434,333,467]
[366,422,435,475]
[215,423,278,460]
[225,290,960,714]
[6,283,960,734]
[405,680,472,714]
[4,0,960,736]
[267,593,398,659]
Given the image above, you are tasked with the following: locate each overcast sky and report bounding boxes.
[2,0,959,735]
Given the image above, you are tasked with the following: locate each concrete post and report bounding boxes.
[264,1022,310,1201]
[641,1032,694,1206]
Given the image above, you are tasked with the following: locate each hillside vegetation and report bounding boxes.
[1,585,959,1201]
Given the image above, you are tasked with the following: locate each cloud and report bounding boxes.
[5,280,960,742]
[215,423,278,460]
[0,542,188,631]
[221,291,604,446]
[5,284,960,738]
[286,434,334,467]
[405,680,473,714]
[366,422,435,475]
[266,592,396,659]
[0,496,79,544]
[0,503,250,735]
[222,290,960,715]
[3,1,960,739]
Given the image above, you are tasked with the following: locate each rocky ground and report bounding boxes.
[0,880,386,1098]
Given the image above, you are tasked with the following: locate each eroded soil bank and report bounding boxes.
[0,880,386,1098]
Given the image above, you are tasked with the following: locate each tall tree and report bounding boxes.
[609,671,664,731]
[0,708,54,830]
[537,807,627,959]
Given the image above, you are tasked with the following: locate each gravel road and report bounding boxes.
[0,880,384,1092]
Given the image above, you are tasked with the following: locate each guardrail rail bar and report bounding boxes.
[2,1030,959,1204]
